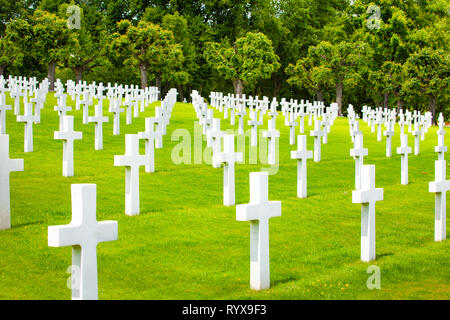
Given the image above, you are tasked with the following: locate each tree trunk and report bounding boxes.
[178,85,184,101]
[0,65,5,77]
[155,76,162,100]
[428,95,437,124]
[272,74,282,98]
[336,80,343,116]
[139,64,147,89]
[233,79,244,99]
[383,91,389,109]
[317,90,324,102]
[74,67,83,82]
[396,98,404,113]
[48,62,56,91]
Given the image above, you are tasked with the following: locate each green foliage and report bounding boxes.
[0,18,32,73]
[205,32,280,92]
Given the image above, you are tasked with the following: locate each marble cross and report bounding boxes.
[262,120,280,165]
[396,133,412,185]
[54,116,83,177]
[54,94,71,130]
[114,134,149,215]
[110,98,124,136]
[88,102,109,150]
[138,118,161,173]
[0,134,24,230]
[48,184,118,300]
[352,165,383,262]
[0,93,12,134]
[291,135,313,198]
[350,132,368,190]
[412,122,421,155]
[153,107,165,149]
[248,110,262,147]
[209,119,225,168]
[435,122,447,161]
[237,106,246,135]
[429,160,449,241]
[287,112,298,145]
[16,102,39,152]
[383,121,395,157]
[310,119,323,162]
[236,172,281,290]
[213,134,243,206]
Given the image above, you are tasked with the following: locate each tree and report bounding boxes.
[0,18,31,76]
[204,32,280,96]
[286,57,332,102]
[110,19,184,92]
[308,40,365,115]
[32,10,72,90]
[402,48,449,122]
[58,3,108,82]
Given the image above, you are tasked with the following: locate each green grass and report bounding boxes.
[0,92,448,300]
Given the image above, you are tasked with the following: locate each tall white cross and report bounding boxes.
[88,102,109,150]
[262,120,280,165]
[213,134,243,206]
[350,133,368,190]
[291,135,313,198]
[209,119,225,168]
[54,116,83,177]
[287,112,298,145]
[237,106,246,135]
[236,172,281,290]
[429,160,449,241]
[16,102,39,152]
[352,165,383,262]
[412,122,421,155]
[114,134,149,216]
[54,94,71,130]
[153,107,165,149]
[110,98,124,136]
[383,121,395,157]
[123,96,133,125]
[0,93,12,134]
[435,123,447,160]
[80,92,92,125]
[48,184,118,300]
[0,134,24,230]
[138,118,161,173]
[310,119,323,162]
[396,133,412,185]
[248,110,262,147]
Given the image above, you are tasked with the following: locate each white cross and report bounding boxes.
[383,121,395,157]
[153,106,165,149]
[237,106,246,135]
[291,135,313,198]
[412,122,421,155]
[287,112,298,145]
[88,102,109,150]
[396,133,412,185]
[429,160,449,241]
[0,92,12,134]
[236,172,281,290]
[209,119,225,168]
[138,118,161,173]
[16,102,39,152]
[114,134,149,216]
[213,134,243,206]
[0,134,24,230]
[435,124,447,161]
[350,133,368,190]
[248,110,262,147]
[54,116,83,177]
[110,98,124,136]
[352,165,383,262]
[123,96,133,125]
[48,184,118,300]
[262,120,280,165]
[54,94,71,130]
[322,114,331,144]
[310,119,323,162]
[80,92,92,125]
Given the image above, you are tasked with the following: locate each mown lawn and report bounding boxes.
[0,92,448,300]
